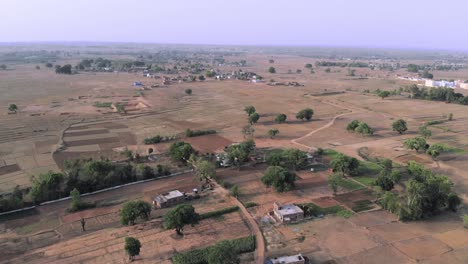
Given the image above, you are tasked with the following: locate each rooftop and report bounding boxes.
[154,190,184,203]
[275,204,304,216]
[268,254,305,264]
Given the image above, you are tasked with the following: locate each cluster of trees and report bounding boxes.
[169,142,195,164]
[120,200,152,225]
[244,105,260,125]
[55,64,73,74]
[267,148,308,170]
[143,135,176,144]
[405,84,468,105]
[224,139,256,167]
[315,61,369,68]
[76,58,112,70]
[374,159,401,191]
[327,153,360,194]
[404,137,451,160]
[346,120,374,135]
[185,128,216,137]
[380,161,461,221]
[0,158,173,213]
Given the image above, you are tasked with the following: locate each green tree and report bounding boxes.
[355,122,373,135]
[418,126,432,138]
[328,173,341,195]
[207,240,240,264]
[8,104,18,112]
[230,185,240,198]
[268,66,276,73]
[282,148,307,170]
[45,63,53,68]
[330,154,359,177]
[241,125,255,138]
[267,128,279,139]
[0,64,7,70]
[448,113,453,121]
[30,172,64,203]
[305,63,313,68]
[120,200,152,226]
[164,204,200,235]
[404,137,428,153]
[261,166,296,192]
[169,142,194,163]
[185,88,192,95]
[392,119,408,134]
[375,172,394,191]
[346,120,361,131]
[193,158,216,183]
[325,68,331,73]
[248,112,260,125]
[421,70,433,79]
[269,59,275,63]
[275,113,287,123]
[447,192,461,212]
[378,90,391,99]
[266,151,283,166]
[226,139,256,165]
[244,105,256,116]
[124,237,141,262]
[70,188,81,212]
[426,144,444,160]
[198,75,205,81]
[296,108,314,121]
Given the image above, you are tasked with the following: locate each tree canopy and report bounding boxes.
[169,142,195,163]
[418,125,432,138]
[207,240,240,264]
[244,105,256,116]
[330,154,360,177]
[275,113,287,123]
[267,128,279,139]
[248,112,260,125]
[392,119,408,134]
[124,237,142,261]
[261,166,296,192]
[347,120,374,135]
[296,108,314,121]
[120,200,152,226]
[164,204,200,235]
[8,104,18,112]
[192,157,216,182]
[378,90,391,99]
[225,139,256,165]
[268,66,276,73]
[403,137,428,153]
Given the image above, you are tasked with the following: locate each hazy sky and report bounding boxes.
[1,0,467,50]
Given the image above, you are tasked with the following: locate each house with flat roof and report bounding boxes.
[266,253,306,264]
[273,202,304,224]
[153,190,185,208]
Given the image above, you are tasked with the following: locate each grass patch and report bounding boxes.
[199,206,239,220]
[323,149,341,160]
[336,210,354,218]
[172,235,256,264]
[351,200,375,212]
[354,176,375,186]
[93,101,112,108]
[338,178,364,191]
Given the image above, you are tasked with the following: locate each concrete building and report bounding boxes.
[425,79,456,88]
[153,190,185,208]
[273,202,304,224]
[460,83,468,89]
[266,254,306,264]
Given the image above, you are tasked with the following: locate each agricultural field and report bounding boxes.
[0,44,468,263]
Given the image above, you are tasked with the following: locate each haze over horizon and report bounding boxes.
[1,0,467,51]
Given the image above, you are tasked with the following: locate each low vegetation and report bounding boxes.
[185,128,216,137]
[346,120,373,135]
[143,135,177,144]
[199,206,239,220]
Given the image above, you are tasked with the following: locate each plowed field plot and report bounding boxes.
[64,129,109,137]
[184,134,233,153]
[0,164,20,176]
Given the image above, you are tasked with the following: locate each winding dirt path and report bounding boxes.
[291,100,358,151]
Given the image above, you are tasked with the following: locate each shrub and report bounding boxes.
[185,128,216,137]
[199,206,239,220]
[464,215,468,229]
[244,202,258,208]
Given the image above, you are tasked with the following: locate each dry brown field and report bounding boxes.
[1,51,468,263]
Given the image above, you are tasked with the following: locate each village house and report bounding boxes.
[266,254,306,264]
[153,190,185,208]
[273,202,304,223]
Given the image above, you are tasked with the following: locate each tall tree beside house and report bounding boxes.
[164,204,200,235]
[124,237,141,262]
[120,200,151,226]
[392,119,408,134]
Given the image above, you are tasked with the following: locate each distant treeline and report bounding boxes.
[315,61,369,68]
[0,158,172,213]
[144,135,177,144]
[405,84,468,105]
